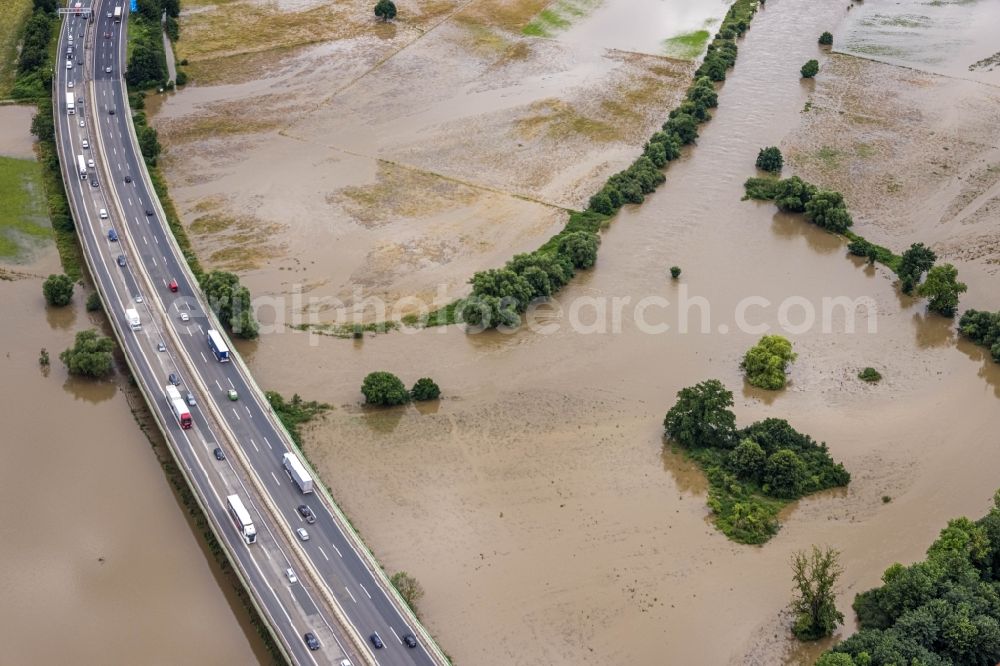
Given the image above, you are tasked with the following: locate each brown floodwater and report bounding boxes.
[0,108,264,664]
[228,0,1000,664]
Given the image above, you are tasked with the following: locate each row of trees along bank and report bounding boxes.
[420,0,762,330]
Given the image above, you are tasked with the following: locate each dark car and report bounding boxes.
[117,254,126,267]
[108,107,115,115]
[303,632,320,651]
[103,31,111,39]
[108,229,118,242]
[168,278,179,292]
[213,447,225,461]
[402,633,418,649]
[370,633,384,649]
[124,175,132,183]
[90,178,99,188]
[145,208,154,216]
[168,372,180,386]
[297,505,316,524]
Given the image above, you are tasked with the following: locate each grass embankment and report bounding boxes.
[0,155,50,259]
[0,0,33,97]
[422,0,761,328]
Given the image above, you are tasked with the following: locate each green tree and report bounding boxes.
[917,263,966,317]
[791,545,844,640]
[43,273,74,306]
[774,176,817,213]
[60,329,115,378]
[411,377,440,401]
[804,190,853,233]
[897,242,936,294]
[765,449,808,498]
[741,335,796,390]
[390,571,424,610]
[801,59,820,78]
[126,38,167,88]
[374,0,397,20]
[558,231,600,269]
[818,32,833,46]
[730,438,767,482]
[136,124,162,165]
[663,112,699,145]
[669,266,681,279]
[756,146,783,173]
[361,371,410,406]
[858,367,881,383]
[663,379,737,450]
[86,291,102,312]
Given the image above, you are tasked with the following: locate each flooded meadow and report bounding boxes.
[145,0,1000,663]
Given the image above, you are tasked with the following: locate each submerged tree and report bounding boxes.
[791,545,844,641]
[374,0,397,21]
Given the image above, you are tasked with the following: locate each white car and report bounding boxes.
[285,568,297,584]
[67,80,74,88]
[66,60,72,69]
[135,295,143,304]
[82,139,89,149]
[79,119,84,127]
[105,66,112,74]
[296,528,310,542]
[99,208,108,219]
[179,312,190,322]
[87,158,95,168]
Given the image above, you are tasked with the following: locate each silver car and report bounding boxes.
[296,528,310,542]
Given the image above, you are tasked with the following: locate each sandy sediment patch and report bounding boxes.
[783,53,1000,273]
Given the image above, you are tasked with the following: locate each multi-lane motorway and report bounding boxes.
[53,4,446,665]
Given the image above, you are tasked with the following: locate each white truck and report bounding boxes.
[65,92,75,115]
[125,308,141,331]
[282,452,314,494]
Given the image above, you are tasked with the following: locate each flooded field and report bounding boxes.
[148,0,1000,664]
[0,107,264,665]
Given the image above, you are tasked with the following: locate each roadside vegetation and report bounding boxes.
[10,0,55,100]
[127,0,178,89]
[390,571,425,614]
[818,491,1000,665]
[743,174,969,317]
[0,0,33,96]
[663,380,850,544]
[422,0,762,329]
[202,270,259,339]
[265,391,330,446]
[60,328,116,377]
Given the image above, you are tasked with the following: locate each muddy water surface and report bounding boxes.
[0,107,263,664]
[230,0,1000,665]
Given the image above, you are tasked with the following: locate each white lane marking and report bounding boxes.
[154,236,159,244]
[264,436,272,450]
[232,407,240,421]
[142,235,148,246]
[250,438,258,452]
[331,543,343,558]
[389,626,401,643]
[228,377,235,389]
[246,405,253,418]
[151,255,156,267]
[127,197,132,205]
[318,547,329,561]
[270,471,280,485]
[215,380,222,390]
[345,587,357,603]
[199,351,207,362]
[359,584,372,600]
